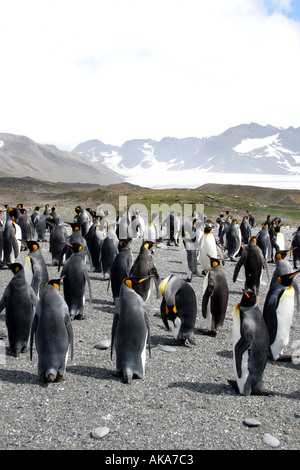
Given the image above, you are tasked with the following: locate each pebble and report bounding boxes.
[90,427,110,439]
[262,433,280,448]
[93,339,111,350]
[159,344,177,353]
[243,418,261,427]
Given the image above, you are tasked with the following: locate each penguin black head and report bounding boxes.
[123,276,150,290]
[275,249,293,261]
[204,223,213,233]
[65,222,82,232]
[45,278,63,291]
[277,270,300,287]
[65,242,83,253]
[240,290,257,309]
[8,262,24,275]
[141,241,156,253]
[208,256,221,268]
[20,240,40,252]
[118,238,132,249]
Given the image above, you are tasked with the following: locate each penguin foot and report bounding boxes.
[197,328,217,337]
[227,379,239,393]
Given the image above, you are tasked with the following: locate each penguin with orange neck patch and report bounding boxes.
[111,277,151,384]
[159,274,197,346]
[30,278,73,383]
[230,290,269,396]
[263,270,300,361]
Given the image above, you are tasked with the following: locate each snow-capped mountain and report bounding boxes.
[73,123,300,181]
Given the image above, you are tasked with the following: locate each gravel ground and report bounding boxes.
[0,221,300,452]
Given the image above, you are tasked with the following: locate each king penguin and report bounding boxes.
[198,223,223,275]
[201,256,229,335]
[159,274,197,345]
[2,208,21,264]
[231,290,269,396]
[179,231,201,282]
[263,270,300,361]
[130,241,160,301]
[0,262,38,356]
[110,238,133,303]
[292,226,300,269]
[233,236,268,295]
[226,218,242,260]
[61,242,92,320]
[111,277,151,384]
[30,278,73,383]
[21,240,49,299]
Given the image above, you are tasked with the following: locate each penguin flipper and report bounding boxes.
[65,313,74,361]
[30,314,38,361]
[144,310,151,358]
[202,279,214,319]
[111,312,119,360]
[233,256,244,283]
[235,330,253,378]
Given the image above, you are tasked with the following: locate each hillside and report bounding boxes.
[0,133,123,185]
[0,178,299,225]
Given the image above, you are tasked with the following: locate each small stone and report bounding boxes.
[243,417,261,427]
[262,433,280,448]
[94,339,111,350]
[294,411,300,418]
[91,426,110,439]
[159,344,177,353]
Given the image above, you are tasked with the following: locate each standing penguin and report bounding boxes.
[30,278,73,383]
[159,274,197,345]
[74,205,90,237]
[2,208,21,264]
[292,226,300,269]
[257,224,272,262]
[231,290,269,396]
[179,231,201,282]
[85,216,106,272]
[198,223,223,275]
[130,241,160,301]
[202,256,229,335]
[263,270,300,361]
[21,240,49,298]
[110,238,133,303]
[111,277,151,384]
[49,222,68,267]
[61,242,92,320]
[240,215,252,245]
[0,262,38,356]
[233,237,268,295]
[100,226,119,279]
[226,218,242,260]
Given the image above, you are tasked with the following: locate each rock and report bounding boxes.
[91,426,110,439]
[94,339,111,350]
[243,417,261,427]
[262,433,280,448]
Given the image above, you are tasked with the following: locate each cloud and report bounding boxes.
[0,0,300,147]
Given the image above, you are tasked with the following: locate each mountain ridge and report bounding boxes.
[73,122,300,177]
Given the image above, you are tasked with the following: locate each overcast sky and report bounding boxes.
[1,0,300,150]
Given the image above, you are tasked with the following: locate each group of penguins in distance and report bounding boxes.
[0,202,300,396]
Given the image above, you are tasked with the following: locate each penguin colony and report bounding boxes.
[0,203,299,396]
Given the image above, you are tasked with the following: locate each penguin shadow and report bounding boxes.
[67,364,115,381]
[0,368,39,386]
[92,298,115,314]
[168,380,234,396]
[150,333,195,348]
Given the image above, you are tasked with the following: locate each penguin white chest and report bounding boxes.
[168,317,182,340]
[271,287,294,359]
